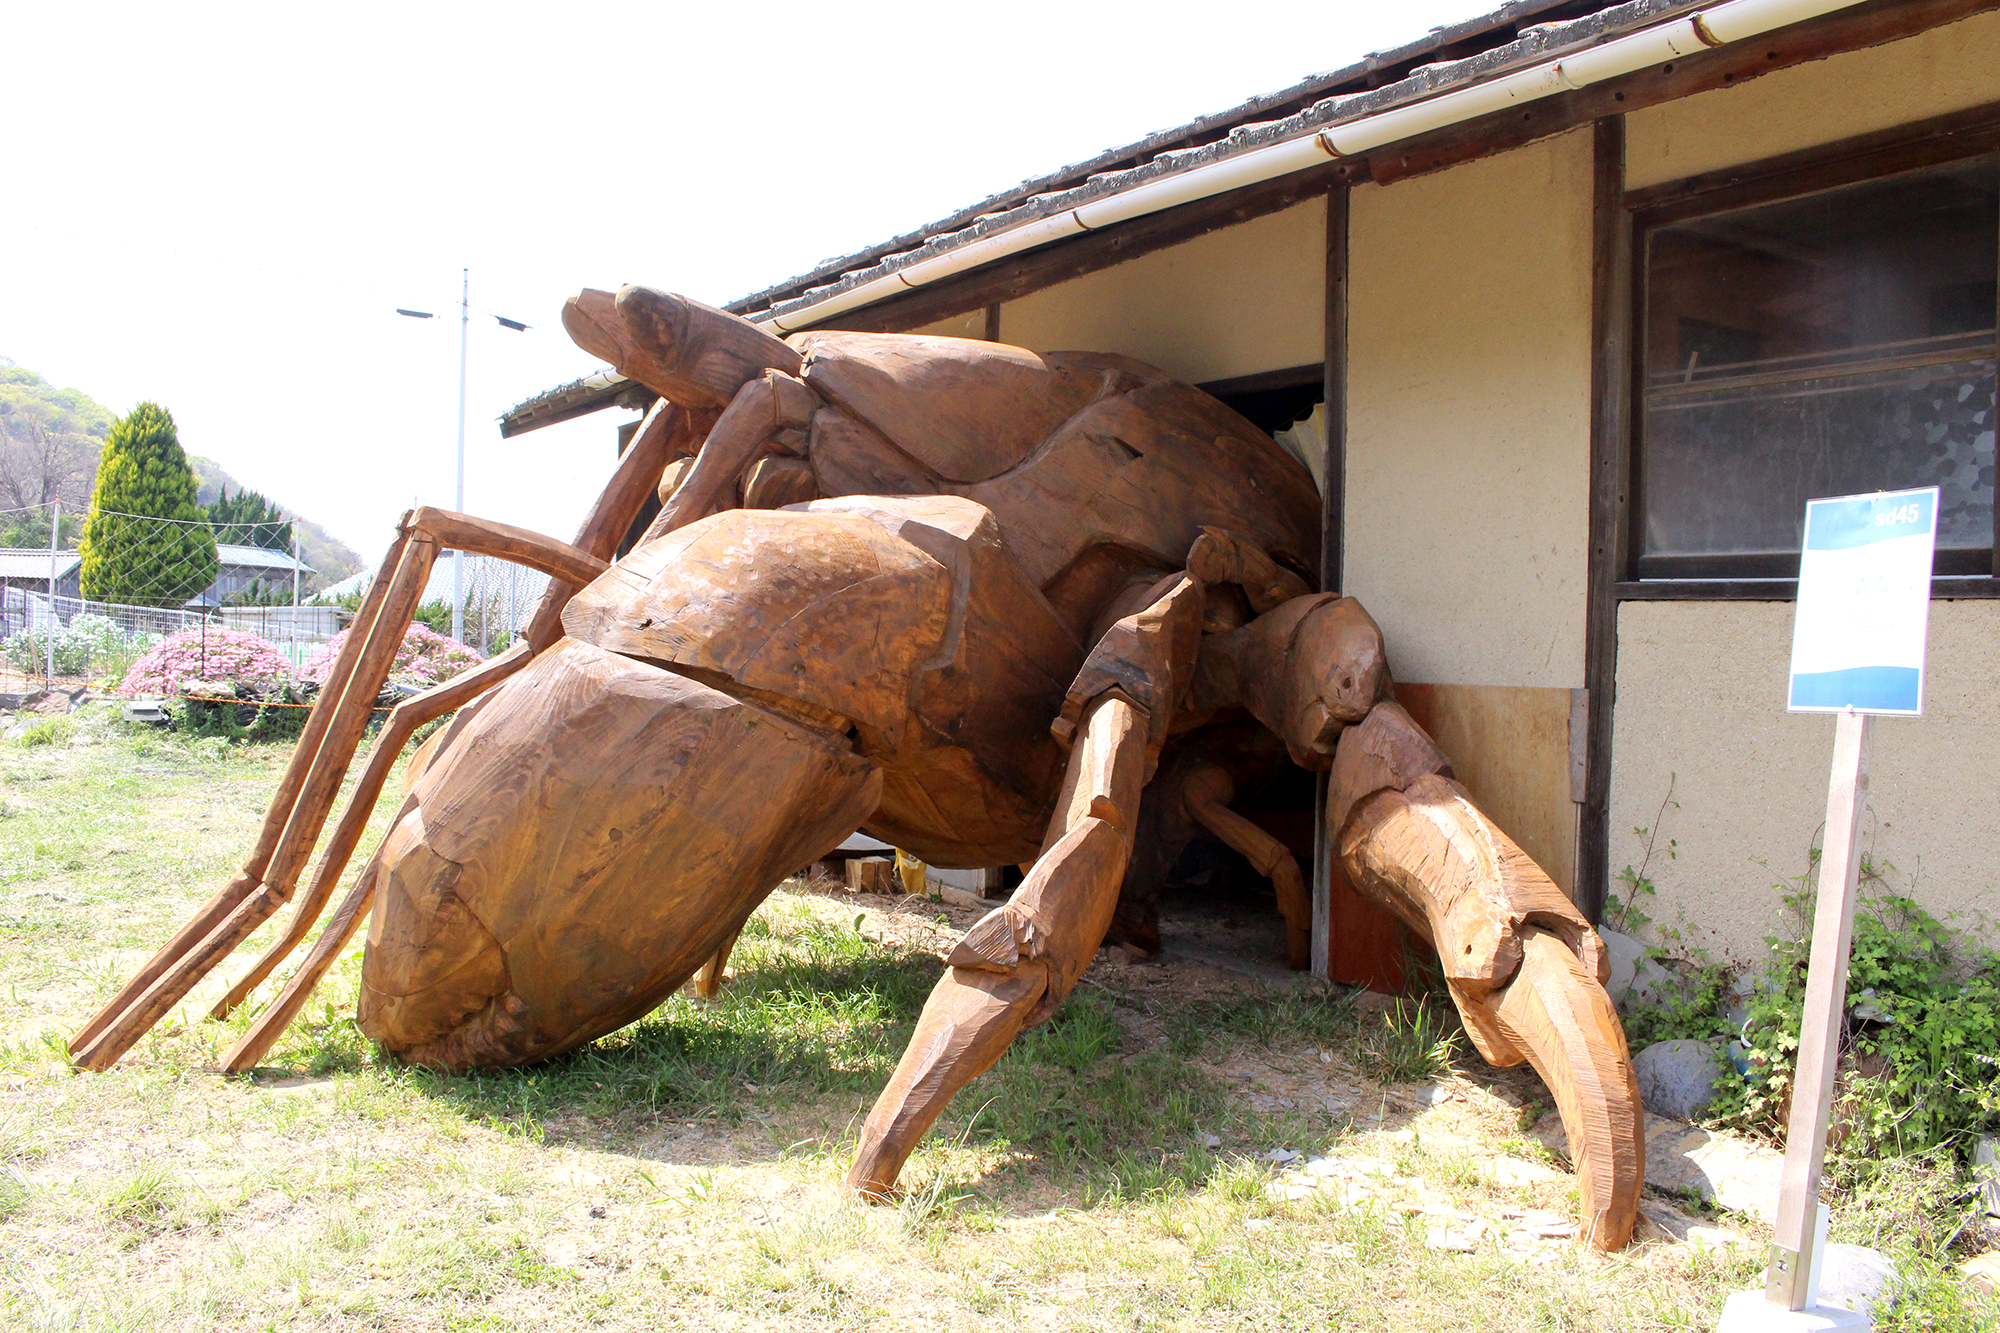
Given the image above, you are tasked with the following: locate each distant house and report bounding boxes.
[194,544,314,607]
[0,548,82,602]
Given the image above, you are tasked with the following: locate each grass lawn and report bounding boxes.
[0,701,1985,1330]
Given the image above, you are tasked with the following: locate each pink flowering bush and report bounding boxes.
[120,626,292,697]
[301,621,482,690]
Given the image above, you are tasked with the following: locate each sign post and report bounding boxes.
[1719,487,1937,1333]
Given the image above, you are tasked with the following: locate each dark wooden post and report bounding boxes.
[1312,182,1351,981]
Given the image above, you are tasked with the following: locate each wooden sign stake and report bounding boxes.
[1722,708,1875,1331]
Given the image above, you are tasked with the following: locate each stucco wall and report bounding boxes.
[1343,129,1595,690]
[1610,600,2000,956]
[997,198,1324,383]
[1626,9,2000,190]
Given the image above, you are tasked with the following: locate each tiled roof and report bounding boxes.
[0,549,80,580]
[217,543,311,573]
[505,0,1705,428]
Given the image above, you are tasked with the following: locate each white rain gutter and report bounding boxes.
[759,0,1865,333]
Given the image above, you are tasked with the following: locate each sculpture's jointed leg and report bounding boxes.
[210,642,535,1023]
[848,574,1203,1199]
[217,681,508,1072]
[1329,701,1643,1251]
[1178,763,1311,970]
[693,925,743,1002]
[70,506,632,1072]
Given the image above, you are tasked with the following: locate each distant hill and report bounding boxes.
[0,356,361,587]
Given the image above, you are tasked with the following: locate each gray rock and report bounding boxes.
[1634,1039,1724,1120]
[1599,927,1642,1004]
[1597,927,1675,1010]
[1539,1111,1785,1222]
[1817,1243,1899,1316]
[1975,1137,2000,1218]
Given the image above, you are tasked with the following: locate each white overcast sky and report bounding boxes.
[3,1,1493,563]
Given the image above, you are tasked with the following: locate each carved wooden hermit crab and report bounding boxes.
[74,287,1644,1249]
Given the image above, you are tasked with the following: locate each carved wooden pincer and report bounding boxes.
[79,286,1642,1250]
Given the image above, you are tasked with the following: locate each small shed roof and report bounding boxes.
[217,543,312,574]
[0,549,80,580]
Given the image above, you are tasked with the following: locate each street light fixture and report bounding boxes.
[395,272,527,645]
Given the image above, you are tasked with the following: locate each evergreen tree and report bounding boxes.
[207,483,292,552]
[78,403,219,607]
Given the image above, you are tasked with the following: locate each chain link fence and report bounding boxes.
[1,502,553,696]
[1,502,343,690]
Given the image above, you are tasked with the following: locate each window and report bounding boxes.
[1636,157,1998,581]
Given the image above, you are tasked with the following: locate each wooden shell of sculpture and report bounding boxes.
[76,286,1643,1252]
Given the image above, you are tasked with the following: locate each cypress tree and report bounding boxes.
[207,483,292,552]
[79,403,219,607]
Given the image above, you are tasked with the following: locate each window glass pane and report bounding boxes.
[1643,158,1997,564]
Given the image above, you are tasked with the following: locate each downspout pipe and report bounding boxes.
[761,0,1866,333]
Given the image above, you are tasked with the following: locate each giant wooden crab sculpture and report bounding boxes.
[73,288,1643,1249]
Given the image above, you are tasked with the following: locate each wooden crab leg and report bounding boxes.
[67,524,417,1059]
[217,430,685,1062]
[1330,701,1642,1251]
[652,371,817,537]
[848,573,1202,1199]
[692,925,743,1001]
[847,693,1148,1199]
[217,685,503,1073]
[74,513,608,1070]
[70,530,443,1070]
[1179,764,1311,970]
[208,642,535,1021]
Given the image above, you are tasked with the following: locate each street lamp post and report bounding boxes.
[396,274,526,648]
[454,268,468,645]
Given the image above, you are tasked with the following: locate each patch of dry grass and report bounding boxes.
[0,703,1885,1330]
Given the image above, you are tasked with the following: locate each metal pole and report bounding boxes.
[45,499,59,683]
[453,266,468,645]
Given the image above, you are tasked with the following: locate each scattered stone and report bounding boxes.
[1485,1156,1565,1187]
[1634,1039,1724,1120]
[1425,1226,1478,1252]
[1202,1134,1222,1149]
[1304,1156,1341,1178]
[1959,1251,2000,1297]
[1635,1199,1758,1253]
[1600,927,1642,1004]
[1814,1244,1898,1317]
[1598,927,1676,1009]
[1259,1148,1300,1165]
[1536,1112,1784,1222]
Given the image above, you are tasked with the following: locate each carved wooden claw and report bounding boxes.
[1329,702,1644,1251]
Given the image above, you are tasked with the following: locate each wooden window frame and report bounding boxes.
[1617,99,2000,602]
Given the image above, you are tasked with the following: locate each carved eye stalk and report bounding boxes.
[562,285,803,411]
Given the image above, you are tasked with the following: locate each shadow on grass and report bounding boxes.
[277,905,1363,1205]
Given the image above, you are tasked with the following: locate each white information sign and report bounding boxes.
[1786,486,1938,717]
